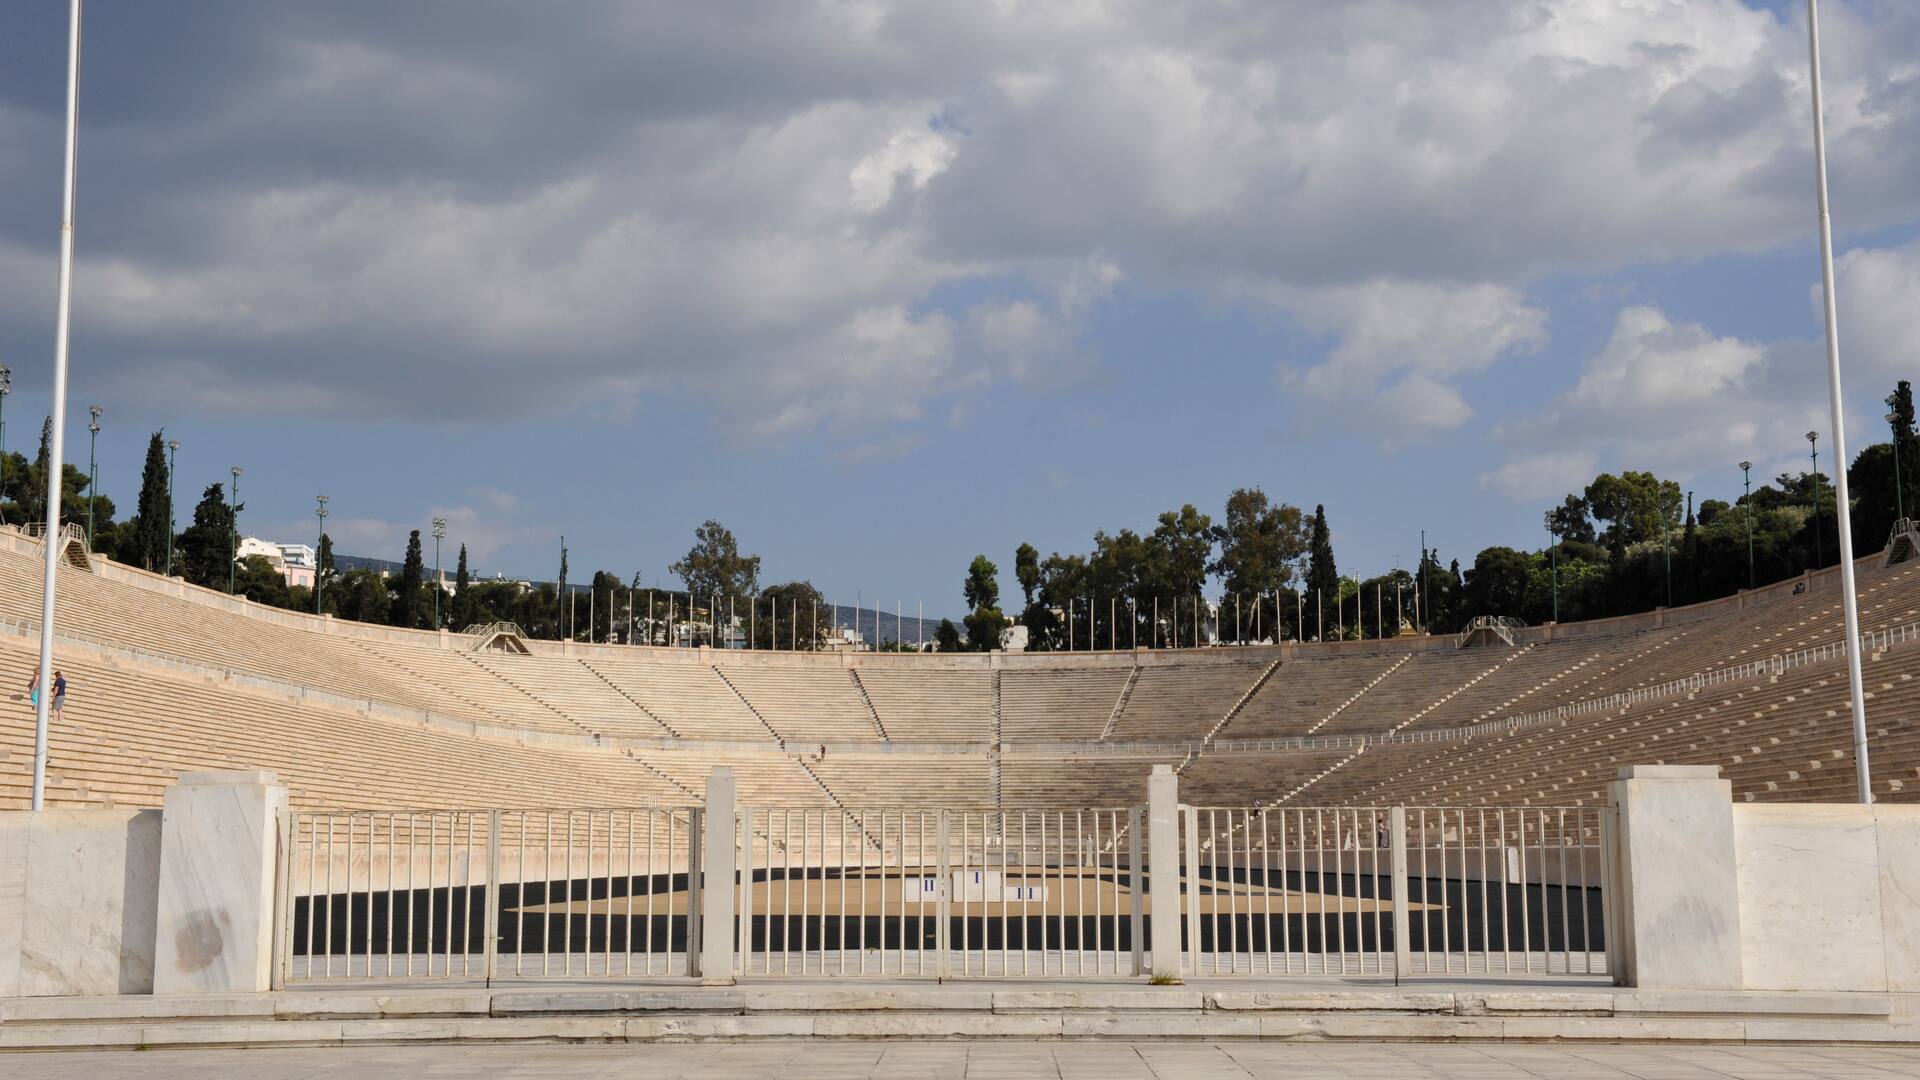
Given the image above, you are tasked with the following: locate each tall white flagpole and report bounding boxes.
[1806,0,1873,804]
[32,0,83,811]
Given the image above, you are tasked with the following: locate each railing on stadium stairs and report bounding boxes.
[22,520,88,550]
[460,620,527,638]
[279,801,1612,983]
[1456,614,1526,648]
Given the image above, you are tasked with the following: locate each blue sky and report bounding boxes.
[3,2,1920,616]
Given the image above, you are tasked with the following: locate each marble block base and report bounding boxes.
[152,770,288,995]
[0,809,161,997]
[1608,765,1743,991]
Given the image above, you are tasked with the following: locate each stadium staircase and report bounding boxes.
[1302,653,1410,735]
[848,670,888,738]
[1883,517,1920,568]
[1098,667,1139,739]
[989,670,1004,806]
[709,665,790,746]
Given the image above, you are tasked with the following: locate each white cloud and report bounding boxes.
[4,0,1920,453]
[1275,280,1548,434]
[1486,304,1828,497]
[1479,451,1602,501]
[1833,237,1920,382]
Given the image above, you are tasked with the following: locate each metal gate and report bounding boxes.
[280,807,699,983]
[735,806,1144,977]
[1179,804,1611,977]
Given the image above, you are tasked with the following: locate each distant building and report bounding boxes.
[236,537,317,589]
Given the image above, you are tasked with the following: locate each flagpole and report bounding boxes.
[1806,0,1873,804]
[31,0,83,810]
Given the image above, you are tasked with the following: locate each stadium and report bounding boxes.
[6,520,1919,814]
[8,0,1920,1072]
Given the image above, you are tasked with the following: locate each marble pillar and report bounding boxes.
[1606,764,1743,990]
[699,767,737,986]
[152,770,288,994]
[1147,764,1180,980]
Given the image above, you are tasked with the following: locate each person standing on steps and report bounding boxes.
[26,670,38,710]
[51,670,67,719]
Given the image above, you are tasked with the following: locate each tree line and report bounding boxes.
[7,378,1916,646]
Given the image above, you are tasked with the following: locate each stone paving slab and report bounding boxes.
[10,1041,1920,1078]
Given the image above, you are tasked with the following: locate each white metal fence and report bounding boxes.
[1178,805,1610,977]
[281,807,699,983]
[279,792,1610,984]
[735,807,1143,977]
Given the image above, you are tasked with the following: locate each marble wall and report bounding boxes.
[0,809,162,997]
[1733,804,1887,993]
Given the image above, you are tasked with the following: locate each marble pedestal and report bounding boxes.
[1607,765,1743,990]
[152,770,288,995]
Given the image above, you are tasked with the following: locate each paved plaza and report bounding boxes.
[7,1042,1920,1079]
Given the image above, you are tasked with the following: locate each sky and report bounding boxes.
[2,1,1919,615]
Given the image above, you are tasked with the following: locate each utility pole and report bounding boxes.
[84,405,100,547]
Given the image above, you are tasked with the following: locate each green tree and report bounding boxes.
[130,431,171,571]
[671,520,761,604]
[177,482,237,589]
[748,581,828,650]
[934,618,963,653]
[1305,504,1338,608]
[1463,546,1533,617]
[964,554,1000,611]
[234,554,290,608]
[555,540,569,640]
[1210,487,1307,642]
[452,544,472,629]
[1547,495,1595,545]
[1584,471,1681,561]
[589,569,622,643]
[316,533,336,603]
[964,607,1009,652]
[1014,542,1041,607]
[392,530,426,628]
[336,568,392,624]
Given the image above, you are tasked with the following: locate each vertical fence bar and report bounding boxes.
[1390,807,1409,983]
[1183,805,1200,978]
[1129,807,1144,977]
[485,810,501,984]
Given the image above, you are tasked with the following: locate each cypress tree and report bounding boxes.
[178,482,235,588]
[1305,504,1338,599]
[453,543,471,629]
[316,533,335,612]
[23,417,51,524]
[556,539,569,640]
[133,431,171,571]
[393,530,425,628]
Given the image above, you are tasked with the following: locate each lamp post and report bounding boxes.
[1808,430,1823,569]
[1887,412,1906,525]
[0,363,10,526]
[1740,461,1754,589]
[84,404,101,546]
[1544,511,1559,623]
[431,517,447,629]
[165,440,179,577]
[315,495,328,613]
[228,466,242,594]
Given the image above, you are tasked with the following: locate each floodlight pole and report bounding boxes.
[431,517,446,629]
[85,405,100,547]
[1545,514,1559,623]
[315,495,328,613]
[1808,431,1822,569]
[1740,462,1754,589]
[228,467,242,594]
[1806,0,1873,804]
[0,363,10,527]
[32,0,83,811]
[165,440,179,577]
[1887,412,1906,523]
